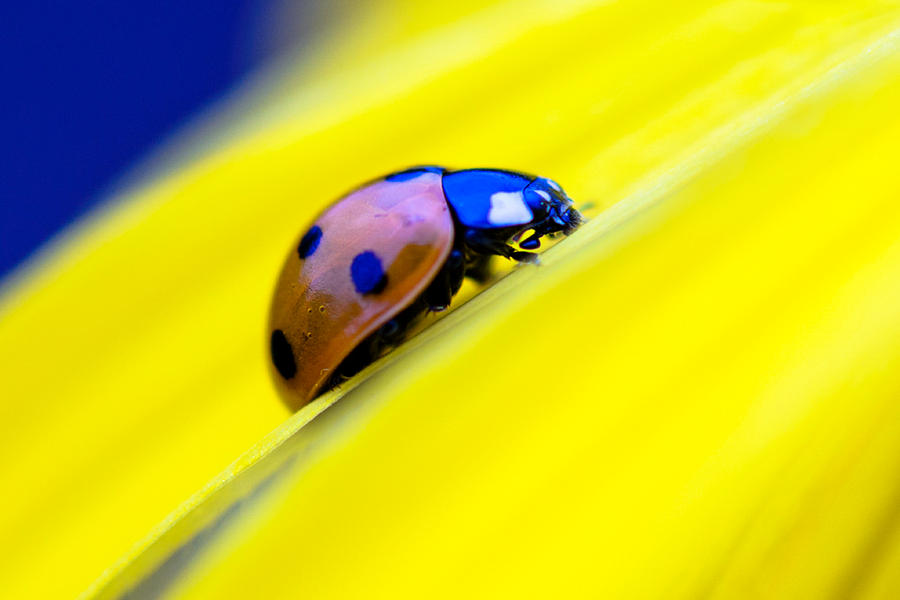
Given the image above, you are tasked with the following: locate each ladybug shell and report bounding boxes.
[269,171,454,409]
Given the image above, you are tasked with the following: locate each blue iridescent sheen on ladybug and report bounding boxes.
[269,166,583,408]
[403,166,582,257]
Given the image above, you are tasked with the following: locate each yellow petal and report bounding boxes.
[1,1,899,599]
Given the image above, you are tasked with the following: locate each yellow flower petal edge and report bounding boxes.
[0,1,898,598]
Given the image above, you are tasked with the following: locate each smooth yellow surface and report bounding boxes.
[1,1,899,598]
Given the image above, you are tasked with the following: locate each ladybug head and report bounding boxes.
[523,177,583,236]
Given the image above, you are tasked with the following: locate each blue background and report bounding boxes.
[1,1,278,280]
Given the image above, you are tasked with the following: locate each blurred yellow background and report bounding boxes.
[1,1,900,598]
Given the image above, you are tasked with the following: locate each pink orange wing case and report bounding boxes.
[269,172,454,408]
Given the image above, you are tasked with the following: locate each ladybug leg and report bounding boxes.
[422,249,465,311]
[377,297,429,346]
[332,333,379,383]
[464,254,493,284]
[463,228,539,264]
[329,296,428,387]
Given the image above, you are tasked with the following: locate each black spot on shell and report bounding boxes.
[270,329,297,379]
[351,251,388,295]
[297,225,323,259]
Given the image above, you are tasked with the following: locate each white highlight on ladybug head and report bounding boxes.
[545,179,562,191]
[487,191,532,226]
[535,190,551,202]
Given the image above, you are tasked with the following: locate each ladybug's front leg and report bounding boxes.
[463,228,538,264]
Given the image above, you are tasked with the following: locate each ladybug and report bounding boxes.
[269,166,582,409]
